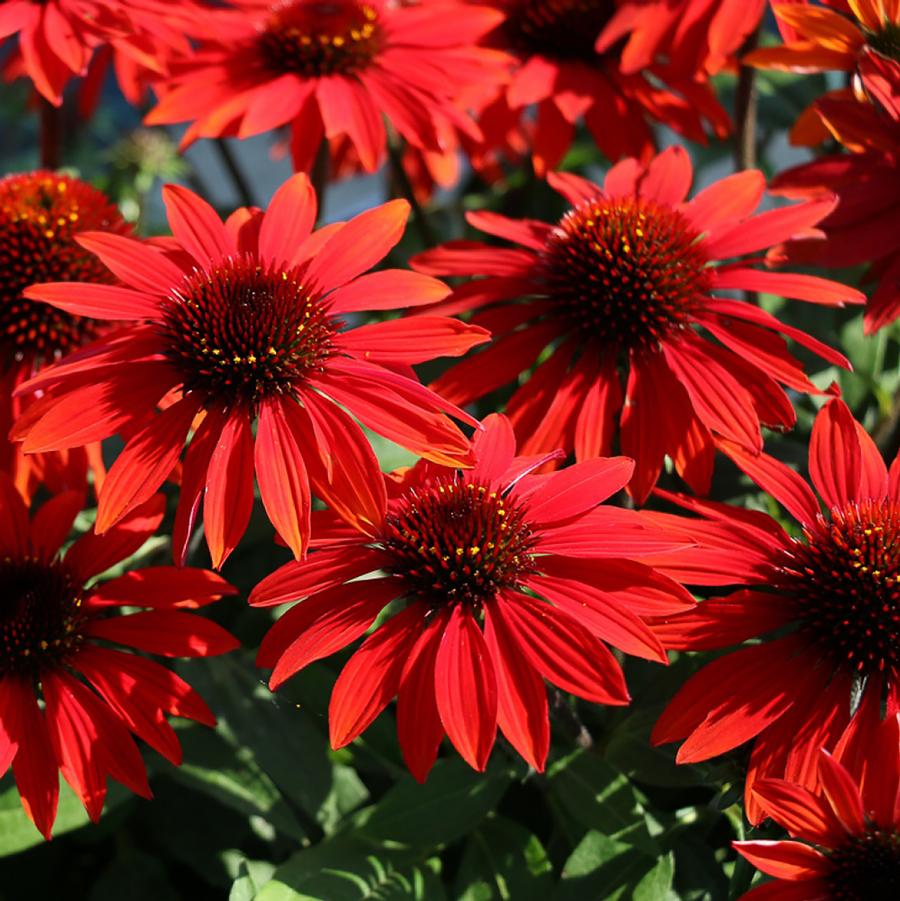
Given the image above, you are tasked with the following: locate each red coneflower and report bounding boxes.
[649,398,900,822]
[471,0,731,173]
[145,0,508,175]
[413,146,863,503]
[768,75,900,333]
[14,174,486,568]
[734,714,900,900]
[0,481,238,840]
[252,413,695,780]
[0,170,128,500]
[597,0,766,79]
[0,0,197,107]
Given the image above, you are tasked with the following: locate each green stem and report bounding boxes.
[215,138,254,207]
[386,134,436,248]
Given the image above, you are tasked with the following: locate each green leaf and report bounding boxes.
[168,725,306,840]
[256,839,441,901]
[554,831,674,901]
[546,750,655,854]
[229,858,277,901]
[0,777,129,857]
[354,757,512,849]
[182,654,365,830]
[454,815,553,901]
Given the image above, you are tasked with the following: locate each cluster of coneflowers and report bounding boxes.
[1,1,900,896]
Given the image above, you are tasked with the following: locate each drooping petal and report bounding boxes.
[397,611,448,782]
[204,406,255,569]
[482,602,550,772]
[329,605,423,749]
[817,750,866,835]
[89,567,236,609]
[96,395,199,533]
[75,231,186,294]
[255,397,311,560]
[328,270,450,313]
[267,579,400,689]
[22,282,161,321]
[496,592,630,705]
[433,603,498,772]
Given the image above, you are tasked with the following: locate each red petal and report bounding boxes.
[337,317,490,364]
[497,592,630,704]
[712,269,865,306]
[162,184,233,266]
[22,282,161,320]
[70,649,182,765]
[75,231,186,294]
[574,355,623,461]
[255,397,311,560]
[682,170,764,231]
[434,604,498,771]
[85,610,239,657]
[328,269,451,313]
[664,335,762,452]
[471,413,517,484]
[527,573,667,662]
[752,778,847,845]
[267,579,399,689]
[42,670,150,817]
[703,196,837,260]
[9,679,59,840]
[639,146,693,206]
[304,199,409,291]
[329,605,422,748]
[397,611,447,782]
[717,439,820,526]
[96,395,197,533]
[524,456,634,524]
[258,172,316,267]
[733,840,830,881]
[817,750,866,834]
[29,490,83,558]
[809,399,861,510]
[90,567,236,609]
[249,545,385,607]
[482,602,549,772]
[171,407,228,566]
[204,406,255,569]
[293,391,388,537]
[65,496,165,581]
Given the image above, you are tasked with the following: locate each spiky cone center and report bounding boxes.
[866,21,900,62]
[258,0,382,76]
[825,827,900,900]
[159,256,337,410]
[0,555,85,677]
[0,172,125,372]
[503,0,616,61]
[775,500,900,678]
[382,478,538,612]
[541,195,711,354]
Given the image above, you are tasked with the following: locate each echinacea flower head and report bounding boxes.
[474,0,730,172]
[251,414,695,780]
[733,714,900,900]
[0,171,127,500]
[0,481,239,839]
[597,0,766,79]
[14,174,487,568]
[0,0,199,107]
[145,0,508,174]
[413,146,864,502]
[748,0,900,79]
[649,398,900,822]
[768,78,900,334]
